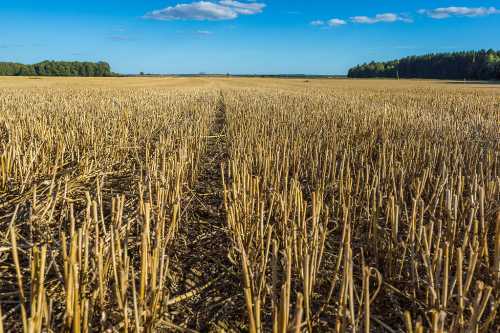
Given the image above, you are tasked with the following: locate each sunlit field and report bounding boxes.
[0,77,499,332]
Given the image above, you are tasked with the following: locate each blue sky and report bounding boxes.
[1,1,499,74]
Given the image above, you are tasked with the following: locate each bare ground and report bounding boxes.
[167,93,245,332]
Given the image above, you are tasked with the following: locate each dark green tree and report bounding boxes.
[0,60,114,76]
[348,50,500,80]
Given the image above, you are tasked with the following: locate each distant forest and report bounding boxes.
[0,61,114,76]
[348,50,500,80]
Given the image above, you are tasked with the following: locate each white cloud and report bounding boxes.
[328,18,347,27]
[351,13,412,24]
[219,0,265,15]
[144,1,265,21]
[310,20,325,26]
[311,18,346,27]
[418,6,500,19]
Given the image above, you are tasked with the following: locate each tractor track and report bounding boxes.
[167,92,244,331]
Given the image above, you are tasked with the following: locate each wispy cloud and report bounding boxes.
[219,0,265,15]
[312,12,411,28]
[196,30,213,35]
[310,6,496,29]
[328,18,347,27]
[310,20,324,26]
[144,1,265,21]
[418,6,500,19]
[311,18,346,27]
[351,13,412,24]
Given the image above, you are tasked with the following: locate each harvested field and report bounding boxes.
[0,77,499,332]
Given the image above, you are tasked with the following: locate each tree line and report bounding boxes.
[348,50,500,80]
[0,60,114,76]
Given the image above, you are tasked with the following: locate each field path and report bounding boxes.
[168,92,243,331]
